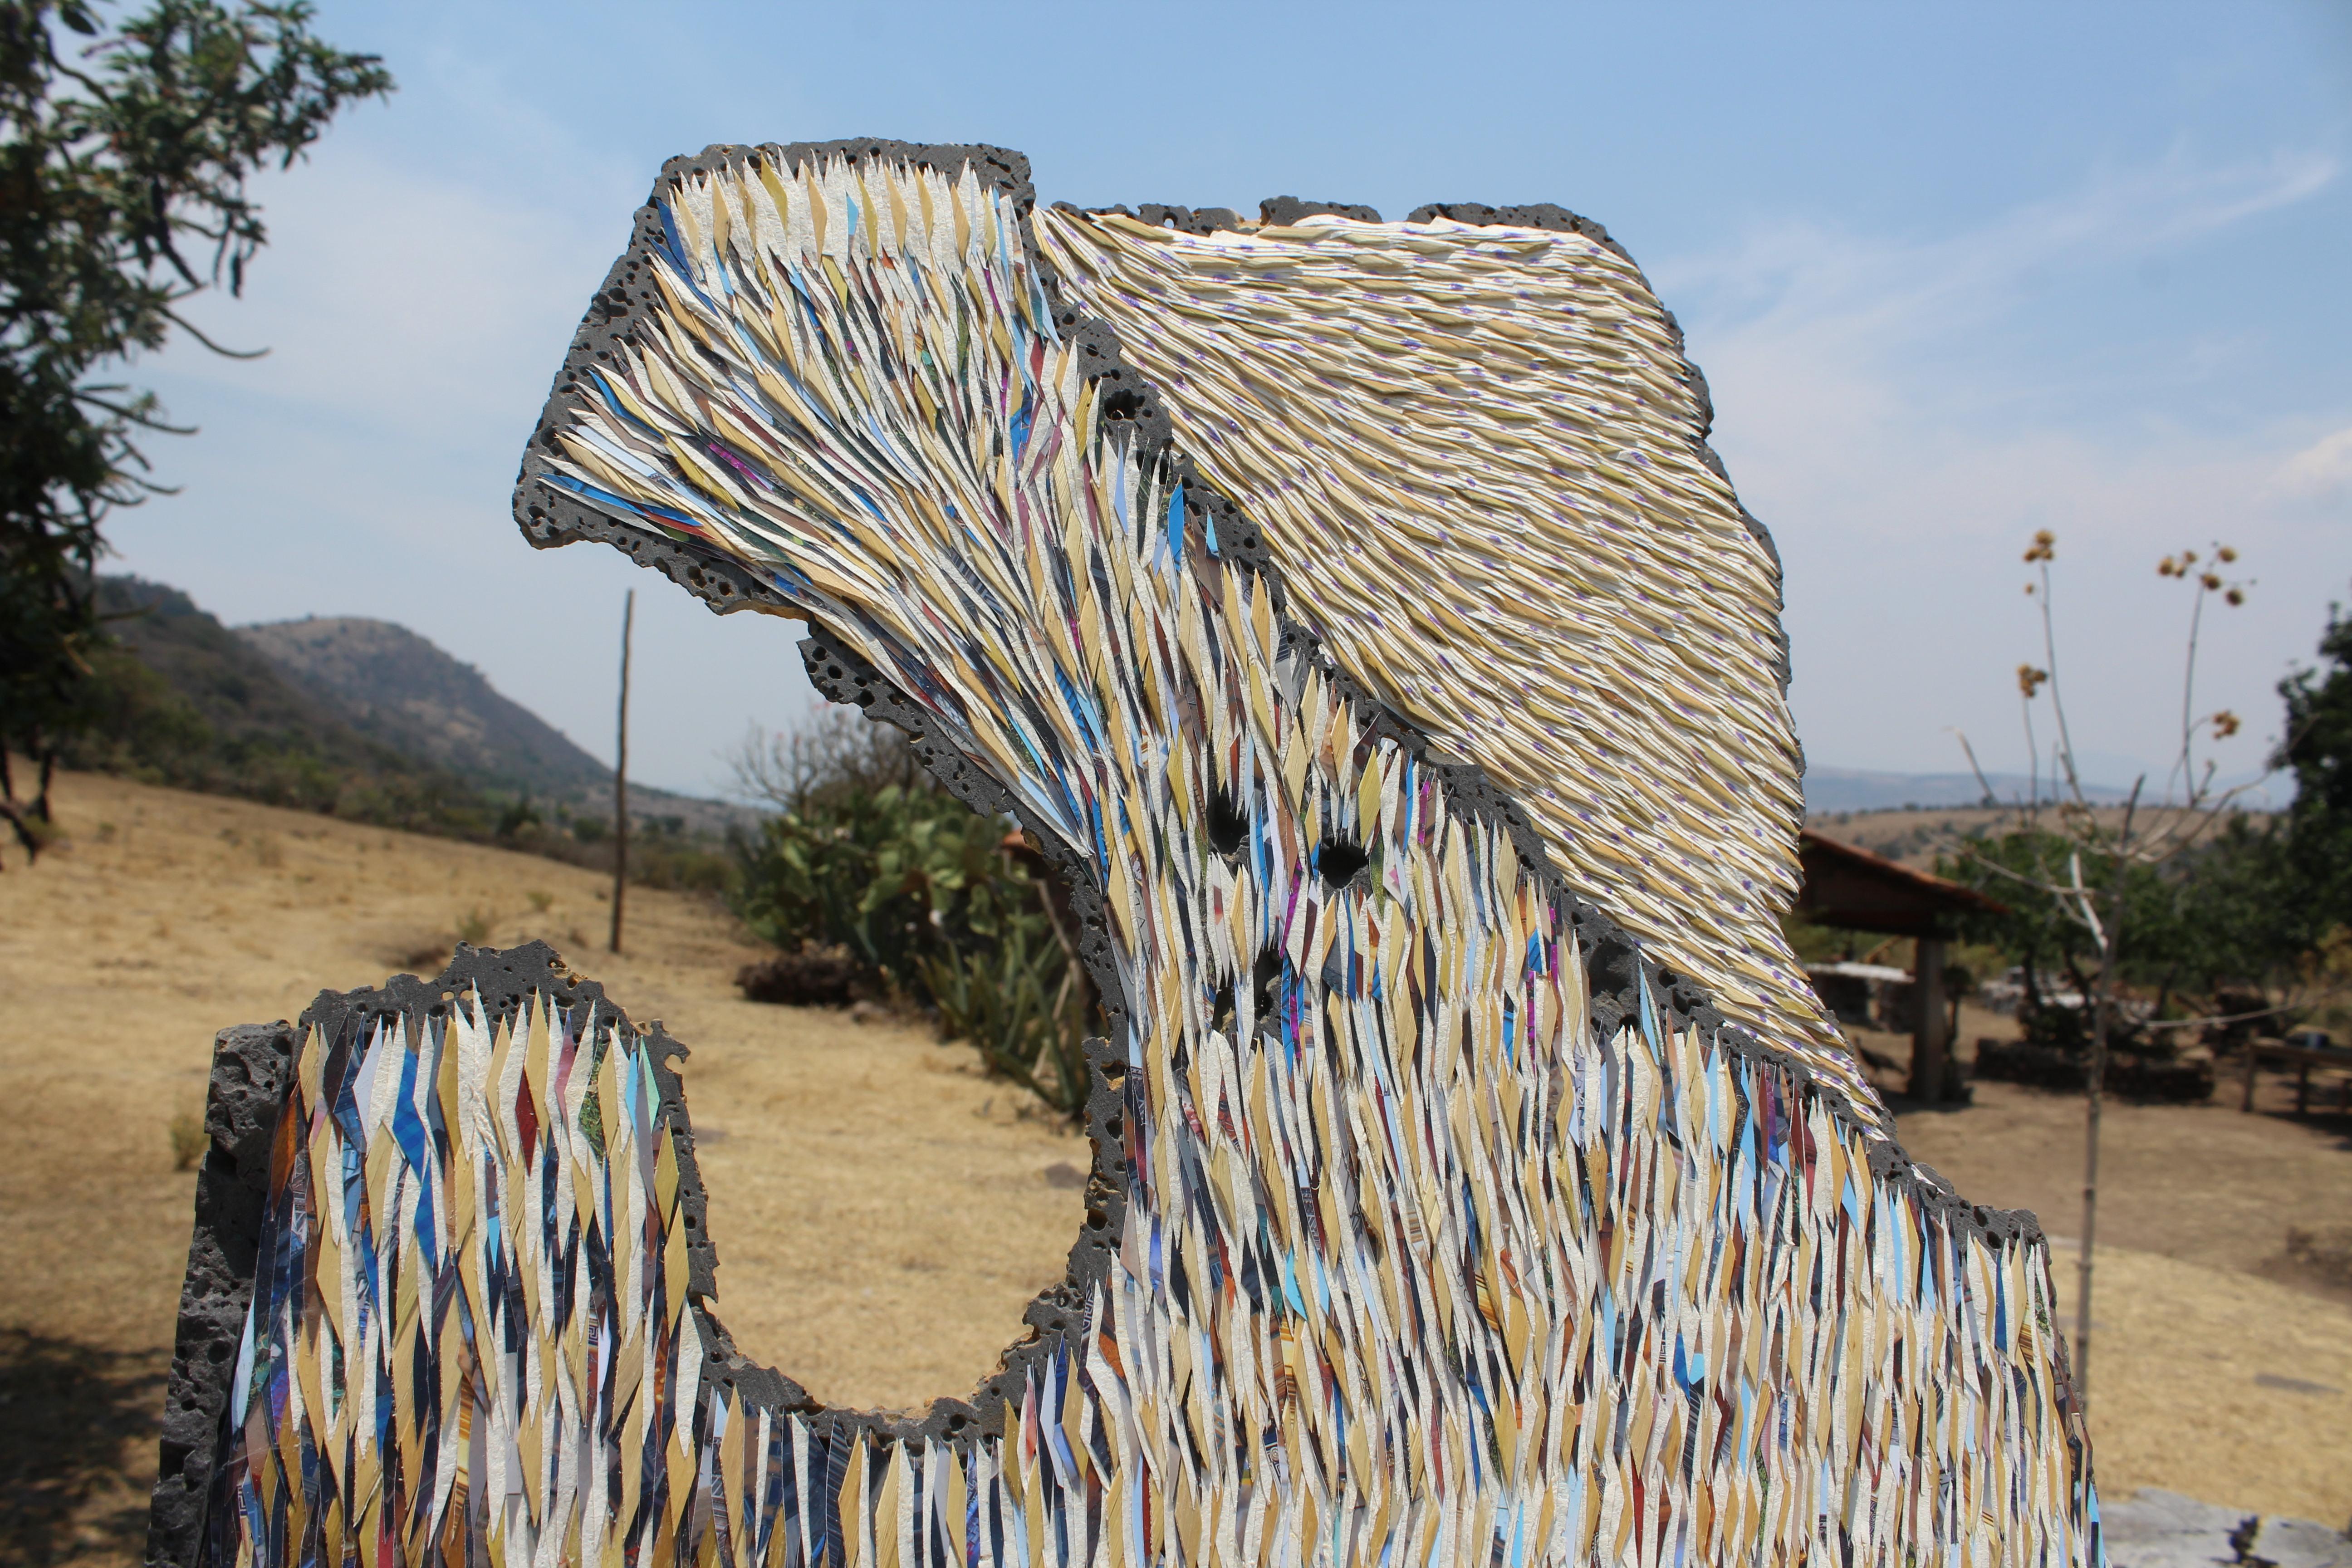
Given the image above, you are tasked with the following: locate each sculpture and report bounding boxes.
[151,141,2099,1568]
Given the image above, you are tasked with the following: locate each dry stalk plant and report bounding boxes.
[1949,530,2258,1405]
[728,709,929,815]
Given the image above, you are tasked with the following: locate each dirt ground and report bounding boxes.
[1868,1020,2352,1524]
[3,772,2347,1564]
[1866,1011,2352,1297]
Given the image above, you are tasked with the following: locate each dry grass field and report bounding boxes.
[2,770,2347,1564]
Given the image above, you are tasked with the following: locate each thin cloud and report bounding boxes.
[153,144,627,442]
[2273,426,2352,500]
[1659,149,2347,783]
[1660,148,2336,353]
[115,141,822,798]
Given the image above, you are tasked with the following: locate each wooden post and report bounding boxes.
[1908,936,1948,1105]
[2296,1060,2312,1116]
[609,589,634,956]
[2241,1040,2259,1112]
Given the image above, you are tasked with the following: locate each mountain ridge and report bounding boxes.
[231,609,749,837]
[74,576,747,840]
[61,578,494,834]
[236,616,611,798]
[1802,764,2137,814]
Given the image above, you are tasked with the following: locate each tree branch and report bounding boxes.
[162,305,267,358]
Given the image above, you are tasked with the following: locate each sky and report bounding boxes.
[108,0,2352,800]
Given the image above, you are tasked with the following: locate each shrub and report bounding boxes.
[920,876,1090,1113]
[731,783,1008,991]
[730,769,1098,1116]
[169,1112,206,1172]
[735,945,864,1007]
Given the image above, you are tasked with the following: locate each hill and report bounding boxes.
[1802,765,2136,813]
[236,611,751,838]
[61,578,491,834]
[60,577,733,886]
[238,616,611,797]
[1803,803,2277,870]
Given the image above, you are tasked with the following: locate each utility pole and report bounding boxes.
[609,589,633,955]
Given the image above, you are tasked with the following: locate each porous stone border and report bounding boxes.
[145,944,736,1568]
[149,1022,298,1568]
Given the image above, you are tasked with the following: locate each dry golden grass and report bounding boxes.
[2042,1244,2351,1523]
[1,769,2346,1563]
[1873,1013,2352,1520]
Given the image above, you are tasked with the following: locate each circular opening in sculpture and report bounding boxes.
[682,998,1101,1416]
[694,714,1115,1416]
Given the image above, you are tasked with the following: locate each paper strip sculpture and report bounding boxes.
[151,141,2100,1568]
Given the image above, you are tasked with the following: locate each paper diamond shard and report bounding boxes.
[513,1071,538,1165]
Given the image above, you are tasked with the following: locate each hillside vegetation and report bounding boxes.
[63,578,492,834]
[239,615,610,796]
[53,577,731,889]
[1804,805,2267,867]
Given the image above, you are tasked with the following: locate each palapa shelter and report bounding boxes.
[1797,828,2009,1104]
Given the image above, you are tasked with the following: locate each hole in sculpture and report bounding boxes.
[695,715,1107,1416]
[1206,787,1247,858]
[1253,943,1288,1025]
[691,977,1098,1417]
[1316,835,1369,889]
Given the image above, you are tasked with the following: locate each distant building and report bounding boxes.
[1795,830,2007,1104]
[1804,960,1916,1033]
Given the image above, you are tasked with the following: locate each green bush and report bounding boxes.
[920,877,1091,1114]
[731,780,1095,1116]
[732,784,1003,987]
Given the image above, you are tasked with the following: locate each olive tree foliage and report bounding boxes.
[0,0,391,860]
[2277,601,2352,931]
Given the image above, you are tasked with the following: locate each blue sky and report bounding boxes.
[111,0,2352,799]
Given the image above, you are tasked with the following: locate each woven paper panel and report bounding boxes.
[1031,203,1831,1093]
